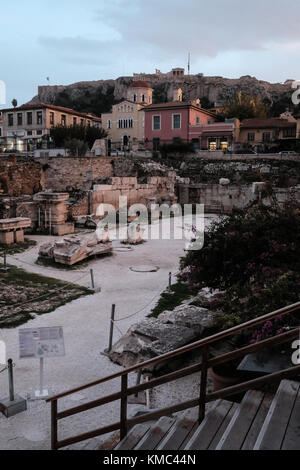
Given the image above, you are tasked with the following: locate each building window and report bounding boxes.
[153,138,160,151]
[80,119,84,126]
[8,114,13,126]
[173,114,181,130]
[248,133,255,141]
[133,94,137,102]
[73,117,77,126]
[153,115,161,130]
[263,132,271,142]
[192,138,200,150]
[27,112,32,125]
[27,130,32,136]
[283,127,296,138]
[196,117,200,124]
[17,113,23,126]
[61,115,66,126]
[37,111,43,125]
[37,130,43,135]
[142,94,145,102]
[50,112,54,125]
[107,120,111,129]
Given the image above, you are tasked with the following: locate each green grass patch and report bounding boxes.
[0,238,37,256]
[0,265,93,329]
[149,282,199,318]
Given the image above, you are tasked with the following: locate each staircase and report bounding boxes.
[115,380,300,451]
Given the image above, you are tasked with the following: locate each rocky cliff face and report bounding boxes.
[28,74,293,114]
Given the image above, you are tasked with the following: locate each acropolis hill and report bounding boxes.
[28,69,295,115]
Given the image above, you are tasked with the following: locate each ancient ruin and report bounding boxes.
[0,217,31,245]
[33,192,74,236]
[38,230,112,266]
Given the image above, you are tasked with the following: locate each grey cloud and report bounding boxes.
[94,0,300,58]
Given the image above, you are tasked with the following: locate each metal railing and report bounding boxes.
[47,301,300,450]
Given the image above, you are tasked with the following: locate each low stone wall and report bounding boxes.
[0,160,44,196]
[178,183,300,213]
[92,176,177,214]
[36,156,115,191]
[189,152,300,162]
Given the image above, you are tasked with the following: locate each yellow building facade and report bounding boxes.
[102,81,153,150]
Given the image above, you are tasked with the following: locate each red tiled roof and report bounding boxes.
[241,118,296,129]
[1,103,101,121]
[144,101,217,118]
[129,81,151,88]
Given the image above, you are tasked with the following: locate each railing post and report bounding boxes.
[120,374,128,440]
[51,399,58,450]
[199,345,208,423]
[108,304,116,353]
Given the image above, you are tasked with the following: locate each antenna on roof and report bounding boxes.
[188,53,191,75]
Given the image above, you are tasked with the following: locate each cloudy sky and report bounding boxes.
[1,0,300,106]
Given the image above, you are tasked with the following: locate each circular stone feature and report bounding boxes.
[114,246,134,252]
[130,265,159,273]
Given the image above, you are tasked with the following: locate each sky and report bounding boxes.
[1,0,300,107]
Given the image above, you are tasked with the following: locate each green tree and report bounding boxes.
[65,139,88,157]
[223,91,267,120]
[50,124,107,148]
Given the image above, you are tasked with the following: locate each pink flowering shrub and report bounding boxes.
[179,203,300,334]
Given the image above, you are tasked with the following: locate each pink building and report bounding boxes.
[143,100,218,150]
[189,120,238,151]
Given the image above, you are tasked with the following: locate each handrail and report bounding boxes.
[47,300,300,402]
[54,328,299,421]
[54,363,300,450]
[48,301,300,450]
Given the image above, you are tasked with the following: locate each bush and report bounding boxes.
[159,139,195,158]
[179,202,300,332]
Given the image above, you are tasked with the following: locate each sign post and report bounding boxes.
[36,357,47,399]
[19,327,65,399]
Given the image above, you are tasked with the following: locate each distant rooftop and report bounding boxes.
[0,103,102,121]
